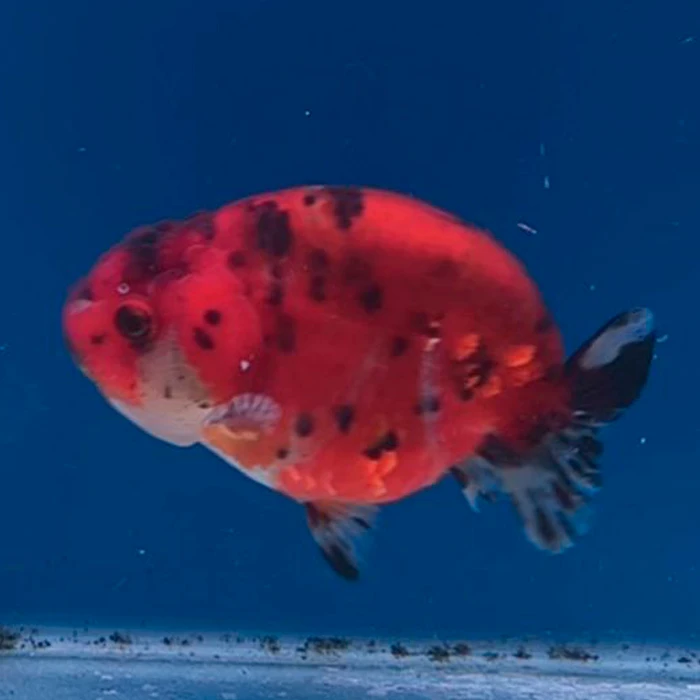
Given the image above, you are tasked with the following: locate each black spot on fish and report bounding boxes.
[203,309,222,326]
[363,431,399,460]
[125,228,162,279]
[276,315,296,353]
[381,431,398,450]
[459,387,474,402]
[227,251,246,269]
[303,193,317,206]
[276,447,290,460]
[333,405,355,434]
[390,336,409,357]
[193,327,215,350]
[295,413,314,437]
[451,342,495,400]
[325,187,365,230]
[184,211,215,240]
[164,385,172,399]
[254,201,293,257]
[359,284,383,313]
[90,334,106,346]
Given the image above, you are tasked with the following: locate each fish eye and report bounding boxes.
[114,302,153,343]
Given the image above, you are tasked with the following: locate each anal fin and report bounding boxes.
[305,502,378,581]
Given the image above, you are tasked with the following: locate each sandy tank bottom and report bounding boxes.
[1,625,699,699]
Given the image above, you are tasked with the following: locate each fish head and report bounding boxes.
[62,220,263,446]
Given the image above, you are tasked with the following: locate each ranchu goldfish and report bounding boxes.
[63,186,655,580]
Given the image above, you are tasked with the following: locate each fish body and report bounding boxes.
[63,186,656,579]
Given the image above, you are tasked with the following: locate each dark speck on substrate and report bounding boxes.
[678,656,693,664]
[260,635,281,653]
[452,642,471,656]
[427,644,450,662]
[0,626,20,651]
[298,636,350,655]
[390,642,410,658]
[547,644,599,662]
[108,631,132,645]
[513,646,532,659]
[483,651,500,661]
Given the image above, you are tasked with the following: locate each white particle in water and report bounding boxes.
[517,222,538,235]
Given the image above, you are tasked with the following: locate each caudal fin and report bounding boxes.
[451,308,656,553]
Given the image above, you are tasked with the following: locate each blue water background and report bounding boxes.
[1,0,698,644]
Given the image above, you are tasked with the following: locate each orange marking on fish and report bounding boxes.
[510,363,544,387]
[302,474,317,493]
[454,333,481,361]
[480,374,503,398]
[369,479,388,498]
[284,466,302,484]
[503,344,536,368]
[377,452,398,477]
[319,471,338,498]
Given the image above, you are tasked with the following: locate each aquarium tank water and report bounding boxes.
[1,1,698,698]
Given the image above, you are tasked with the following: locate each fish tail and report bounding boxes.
[451,308,656,552]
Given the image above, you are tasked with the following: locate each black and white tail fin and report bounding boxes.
[452,308,656,553]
